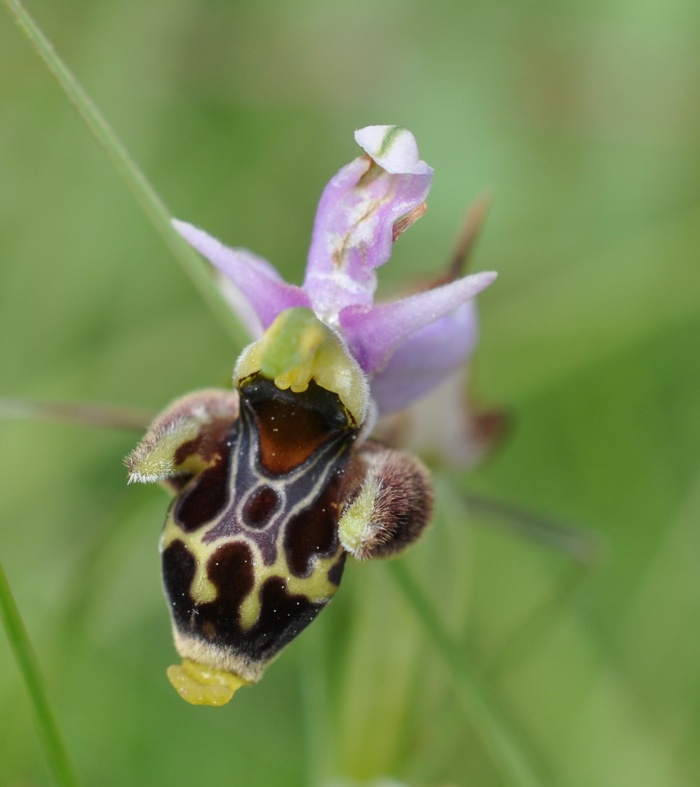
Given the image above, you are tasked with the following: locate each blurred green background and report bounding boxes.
[1,0,699,785]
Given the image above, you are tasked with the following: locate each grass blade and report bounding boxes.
[3,0,247,347]
[387,559,545,787]
[0,562,79,787]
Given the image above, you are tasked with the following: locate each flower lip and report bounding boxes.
[172,125,496,417]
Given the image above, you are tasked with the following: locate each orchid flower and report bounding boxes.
[127,126,497,706]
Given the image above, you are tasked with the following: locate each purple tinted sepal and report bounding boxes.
[338,271,496,376]
[303,126,434,321]
[173,219,310,337]
[369,301,479,415]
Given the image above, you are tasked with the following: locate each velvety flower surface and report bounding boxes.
[173,125,496,415]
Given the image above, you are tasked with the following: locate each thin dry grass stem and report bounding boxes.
[0,399,154,431]
[486,563,590,679]
[462,491,607,567]
[443,193,493,282]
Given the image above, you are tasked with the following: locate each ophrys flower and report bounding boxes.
[127,126,496,705]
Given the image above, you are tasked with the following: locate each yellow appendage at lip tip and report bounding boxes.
[167,659,250,706]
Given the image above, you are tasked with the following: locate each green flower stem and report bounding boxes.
[298,630,335,787]
[0,561,79,787]
[387,560,544,787]
[3,0,247,348]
